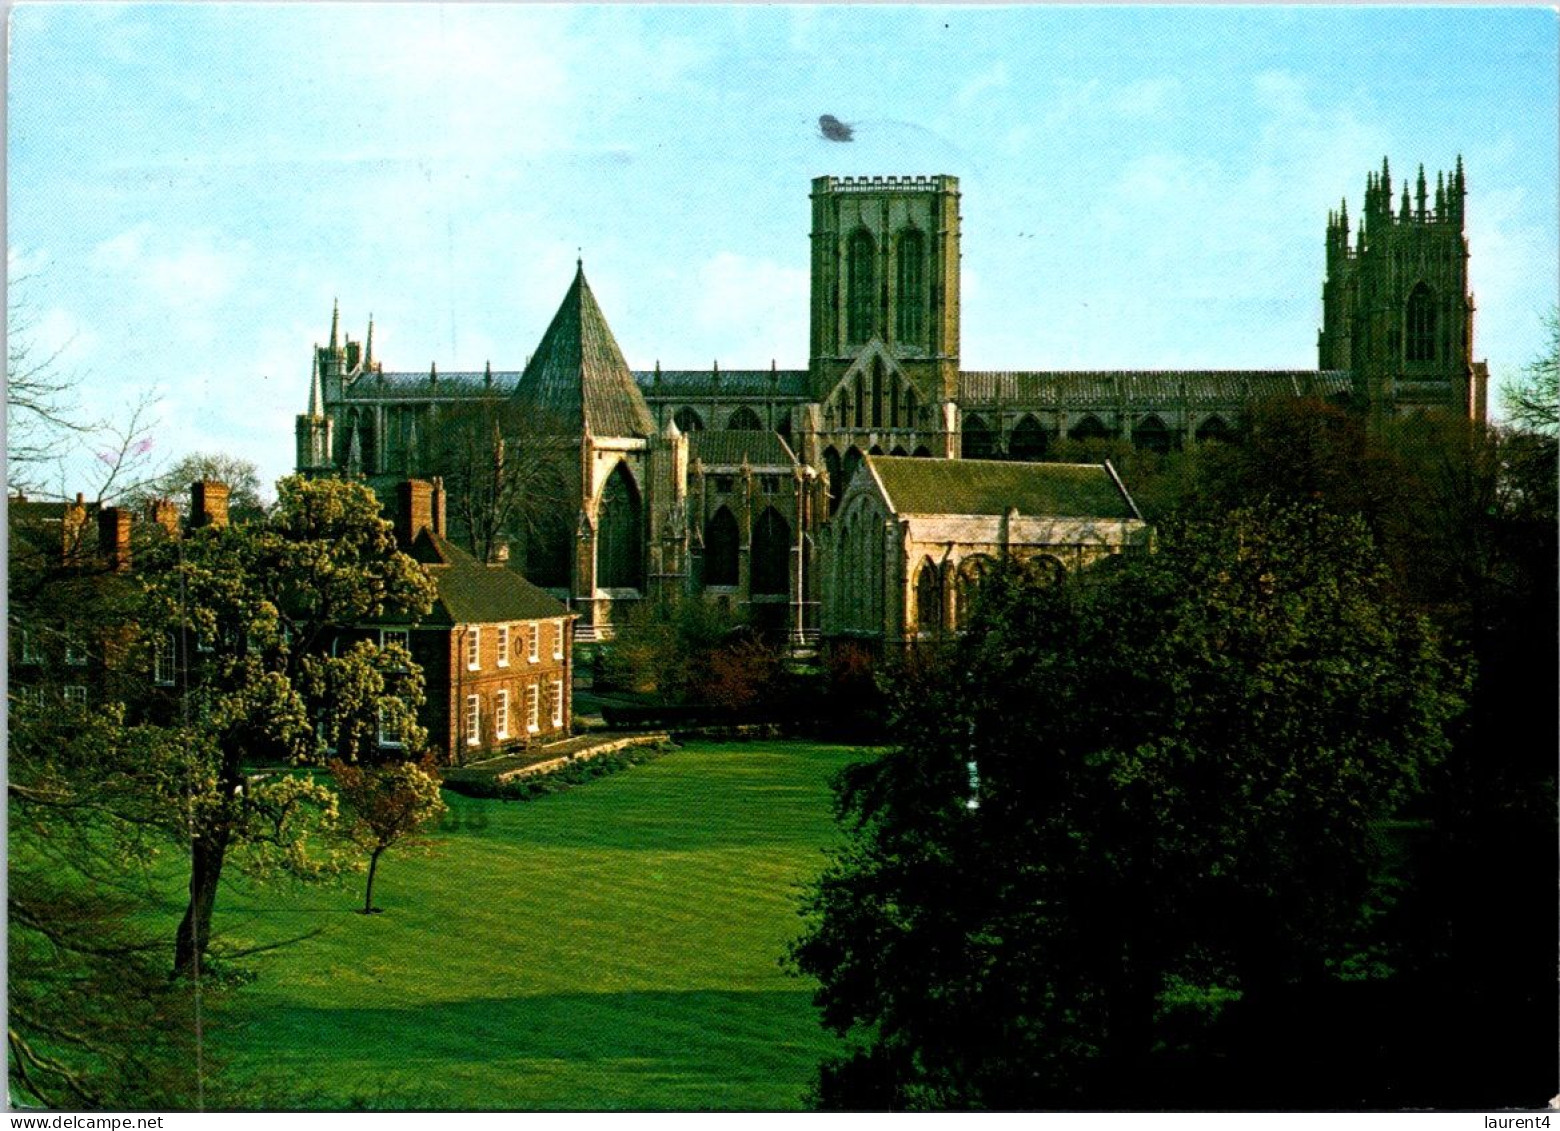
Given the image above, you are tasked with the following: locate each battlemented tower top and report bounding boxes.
[811,174,959,195]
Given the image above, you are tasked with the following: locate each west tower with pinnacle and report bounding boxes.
[1320,157,1486,423]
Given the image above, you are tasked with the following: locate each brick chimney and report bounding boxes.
[145,497,180,536]
[97,506,132,572]
[190,480,230,529]
[62,493,89,565]
[397,479,435,545]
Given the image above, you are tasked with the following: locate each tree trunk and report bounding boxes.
[173,821,231,978]
[363,846,384,914]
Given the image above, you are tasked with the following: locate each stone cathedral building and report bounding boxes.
[295,159,1487,644]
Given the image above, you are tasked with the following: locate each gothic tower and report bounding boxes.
[293,353,334,475]
[808,175,961,407]
[1321,157,1484,423]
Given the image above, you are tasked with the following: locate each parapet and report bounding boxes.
[811,174,959,195]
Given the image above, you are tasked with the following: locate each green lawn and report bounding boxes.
[209,740,867,1110]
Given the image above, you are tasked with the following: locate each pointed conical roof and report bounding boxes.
[513,262,654,438]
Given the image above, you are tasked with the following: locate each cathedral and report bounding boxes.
[295,160,1487,644]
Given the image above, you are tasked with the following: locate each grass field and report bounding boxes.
[208,739,867,1110]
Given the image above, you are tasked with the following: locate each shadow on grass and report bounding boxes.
[225,988,834,1110]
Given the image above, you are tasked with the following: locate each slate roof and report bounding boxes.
[959,370,1353,408]
[341,371,520,401]
[689,430,798,470]
[637,369,812,398]
[867,457,1140,521]
[395,529,571,627]
[511,263,656,438]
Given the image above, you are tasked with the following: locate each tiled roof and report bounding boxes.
[512,264,656,438]
[395,529,571,626]
[868,457,1138,521]
[689,430,797,470]
[959,370,1353,408]
[340,371,519,401]
[637,369,811,398]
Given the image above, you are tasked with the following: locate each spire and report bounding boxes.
[1435,170,1445,217]
[365,315,374,367]
[429,361,438,385]
[511,262,655,438]
[307,352,324,416]
[1400,182,1411,222]
[1416,164,1428,220]
[330,298,340,351]
[484,359,493,387]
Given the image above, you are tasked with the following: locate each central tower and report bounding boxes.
[808,175,961,405]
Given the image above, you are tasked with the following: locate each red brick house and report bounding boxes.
[357,480,576,762]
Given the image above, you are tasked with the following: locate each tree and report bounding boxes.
[129,451,270,520]
[8,277,162,503]
[140,476,437,976]
[789,505,1464,1109]
[330,755,447,914]
[430,398,575,568]
[1500,307,1559,435]
[7,699,214,1108]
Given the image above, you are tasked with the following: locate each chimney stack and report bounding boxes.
[397,479,435,545]
[190,480,230,529]
[98,507,132,572]
[62,493,90,565]
[145,497,180,536]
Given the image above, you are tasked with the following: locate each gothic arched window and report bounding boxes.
[854,374,865,429]
[1009,415,1049,461]
[963,414,996,459]
[842,447,864,494]
[916,560,943,636]
[674,407,705,433]
[896,228,926,345]
[703,506,739,586]
[1195,415,1232,444]
[871,360,884,429]
[847,229,877,344]
[1068,414,1110,443]
[751,507,791,596]
[824,447,843,514]
[1406,283,1437,362]
[904,386,918,429]
[597,462,643,590]
[1133,415,1175,455]
[955,555,995,627]
[727,407,763,431]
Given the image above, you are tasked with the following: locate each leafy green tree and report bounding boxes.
[140,476,436,976]
[129,452,270,521]
[789,505,1464,1109]
[330,755,447,914]
[1500,307,1558,435]
[7,699,214,1108]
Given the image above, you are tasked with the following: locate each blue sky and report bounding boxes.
[9,4,1557,495]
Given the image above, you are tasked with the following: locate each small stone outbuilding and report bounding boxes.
[820,456,1151,644]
